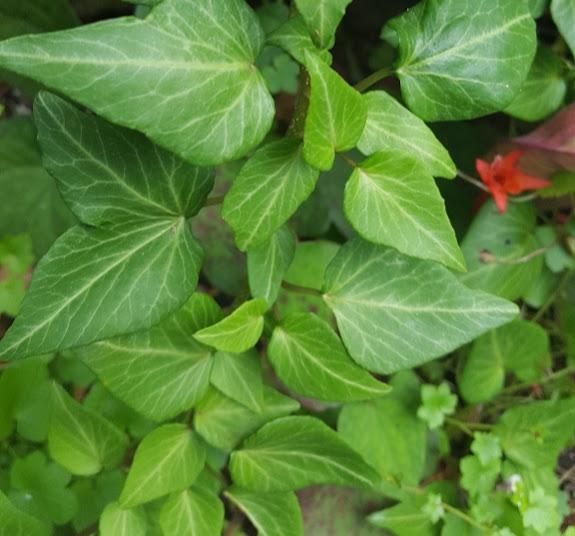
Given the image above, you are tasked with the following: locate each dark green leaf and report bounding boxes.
[551,0,575,57]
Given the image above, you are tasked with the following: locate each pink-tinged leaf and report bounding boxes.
[508,103,575,178]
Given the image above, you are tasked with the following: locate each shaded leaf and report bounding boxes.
[0,490,50,536]
[551,0,575,57]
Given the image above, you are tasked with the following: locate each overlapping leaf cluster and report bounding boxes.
[0,0,574,535]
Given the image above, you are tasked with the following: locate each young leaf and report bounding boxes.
[225,486,304,536]
[0,220,203,360]
[505,47,567,122]
[194,298,268,353]
[460,201,543,301]
[211,350,264,412]
[120,424,206,507]
[48,383,128,476]
[79,293,221,421]
[388,0,537,120]
[0,0,274,165]
[247,226,295,306]
[293,0,352,49]
[160,488,224,536]
[416,383,457,429]
[357,91,456,179]
[222,138,319,251]
[338,371,427,486]
[229,416,380,491]
[551,0,575,57]
[34,92,214,225]
[460,455,500,497]
[194,387,299,451]
[458,320,549,404]
[0,117,74,255]
[470,433,502,466]
[303,51,367,170]
[344,151,465,271]
[99,502,147,536]
[268,313,389,401]
[0,490,50,536]
[324,239,518,374]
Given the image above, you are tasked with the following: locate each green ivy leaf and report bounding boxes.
[0,220,203,360]
[358,91,455,179]
[303,51,367,170]
[0,490,50,536]
[324,239,518,374]
[505,47,567,122]
[194,298,268,353]
[9,451,77,525]
[79,293,221,421]
[225,486,304,536]
[210,350,264,412]
[460,201,543,301]
[416,383,457,429]
[0,117,74,255]
[247,226,295,306]
[223,138,320,250]
[528,0,548,18]
[268,313,389,401]
[388,0,537,120]
[338,371,426,487]
[48,383,128,476]
[551,0,575,57]
[99,502,147,536]
[160,488,224,536]
[284,240,340,291]
[268,15,332,65]
[344,151,465,270]
[294,0,352,49]
[194,387,299,452]
[120,424,206,507]
[458,320,549,404]
[0,0,274,165]
[229,416,380,491]
[34,92,213,225]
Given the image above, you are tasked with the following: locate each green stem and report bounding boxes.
[338,153,358,168]
[354,67,394,92]
[281,281,322,297]
[444,417,473,437]
[532,269,573,323]
[457,169,489,192]
[445,417,492,434]
[500,364,575,396]
[442,502,490,531]
[205,195,225,207]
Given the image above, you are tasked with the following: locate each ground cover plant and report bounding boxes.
[0,0,574,534]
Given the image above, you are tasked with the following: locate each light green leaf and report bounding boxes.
[0,117,74,255]
[528,0,548,18]
[211,350,264,412]
[471,433,502,466]
[120,424,206,507]
[344,152,465,271]
[34,91,213,225]
[79,293,221,421]
[267,15,331,64]
[223,138,319,250]
[358,91,455,179]
[0,220,203,360]
[505,47,566,122]
[369,495,433,536]
[194,298,268,353]
[540,171,575,198]
[460,455,500,497]
[0,0,274,165]
[523,488,560,534]
[303,51,367,171]
[458,320,549,404]
[460,201,543,301]
[417,383,457,429]
[248,226,295,306]
[225,486,304,536]
[551,0,575,57]
[0,234,34,317]
[48,383,128,476]
[495,398,575,469]
[389,0,537,120]
[194,387,299,451]
[284,240,340,291]
[268,313,389,401]
[99,502,147,536]
[338,371,427,486]
[324,239,518,374]
[294,0,352,49]
[229,416,380,491]
[160,488,224,536]
[0,490,50,536]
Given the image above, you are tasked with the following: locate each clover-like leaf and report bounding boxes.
[416,383,457,429]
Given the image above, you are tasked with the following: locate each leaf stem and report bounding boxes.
[445,417,492,433]
[479,244,555,266]
[442,502,489,531]
[456,169,489,192]
[531,268,573,323]
[354,67,394,92]
[281,281,323,297]
[338,153,358,168]
[499,364,575,396]
[205,195,226,207]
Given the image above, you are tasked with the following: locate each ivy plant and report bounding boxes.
[0,0,574,534]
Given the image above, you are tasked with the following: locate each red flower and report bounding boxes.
[475,150,550,213]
